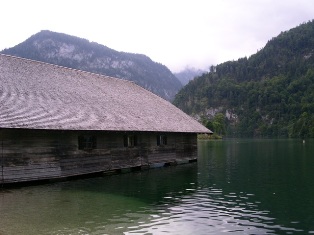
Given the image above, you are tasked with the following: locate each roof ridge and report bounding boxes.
[0,53,135,84]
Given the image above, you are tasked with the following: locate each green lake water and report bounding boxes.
[1,139,314,234]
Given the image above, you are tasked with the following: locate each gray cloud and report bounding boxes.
[1,0,313,72]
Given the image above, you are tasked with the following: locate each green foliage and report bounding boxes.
[212,113,226,136]
[173,20,314,138]
[201,113,226,136]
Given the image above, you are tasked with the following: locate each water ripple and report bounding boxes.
[124,187,303,235]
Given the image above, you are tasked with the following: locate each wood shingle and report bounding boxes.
[0,54,211,134]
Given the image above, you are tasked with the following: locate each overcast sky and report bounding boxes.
[1,0,314,72]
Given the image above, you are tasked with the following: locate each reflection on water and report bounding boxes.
[1,139,314,234]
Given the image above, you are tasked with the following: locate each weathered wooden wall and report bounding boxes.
[0,129,197,184]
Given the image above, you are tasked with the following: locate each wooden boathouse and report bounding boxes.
[0,54,211,184]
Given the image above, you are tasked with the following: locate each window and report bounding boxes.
[124,135,137,147]
[157,135,167,146]
[78,135,97,150]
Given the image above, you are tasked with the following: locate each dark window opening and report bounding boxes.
[124,135,137,148]
[157,135,167,146]
[78,135,97,150]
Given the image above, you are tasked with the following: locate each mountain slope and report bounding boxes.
[1,30,182,101]
[174,67,206,85]
[173,20,314,138]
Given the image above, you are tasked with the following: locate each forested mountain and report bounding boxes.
[1,30,182,101]
[174,67,206,85]
[174,20,314,138]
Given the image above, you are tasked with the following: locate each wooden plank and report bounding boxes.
[0,129,199,184]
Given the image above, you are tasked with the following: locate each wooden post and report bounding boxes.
[1,139,4,187]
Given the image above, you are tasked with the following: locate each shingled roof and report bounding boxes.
[0,54,211,133]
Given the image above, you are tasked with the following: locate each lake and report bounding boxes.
[0,139,314,234]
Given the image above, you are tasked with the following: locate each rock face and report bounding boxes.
[174,67,206,85]
[1,30,182,101]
